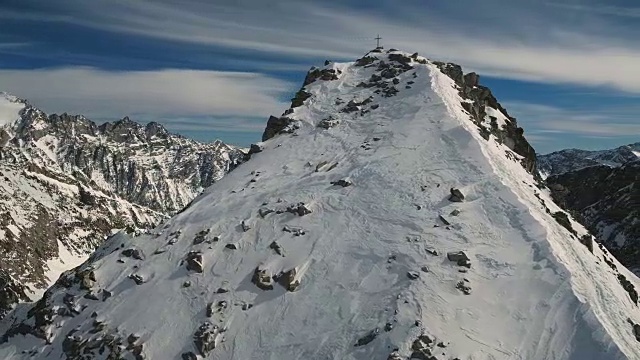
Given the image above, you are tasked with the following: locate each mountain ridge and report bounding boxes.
[2,48,639,359]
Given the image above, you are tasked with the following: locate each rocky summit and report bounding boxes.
[0,93,245,317]
[1,49,640,360]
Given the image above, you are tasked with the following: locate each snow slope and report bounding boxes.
[2,50,640,360]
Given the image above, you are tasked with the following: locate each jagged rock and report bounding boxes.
[447,251,471,268]
[252,267,274,290]
[216,287,229,294]
[464,72,480,87]
[407,271,420,280]
[182,281,191,288]
[438,215,451,226]
[388,351,403,360]
[426,248,439,256]
[384,322,394,332]
[121,248,145,260]
[83,293,100,301]
[185,251,204,273]
[552,211,576,235]
[241,219,252,232]
[77,269,97,290]
[410,334,436,359]
[618,274,638,304]
[101,289,112,301]
[259,207,274,218]
[318,117,341,129]
[290,89,312,108]
[580,234,594,253]
[249,143,264,154]
[286,202,312,216]
[331,178,352,187]
[450,209,461,216]
[182,352,197,360]
[262,116,299,141]
[225,243,238,250]
[192,229,210,245]
[355,56,376,67]
[194,322,220,357]
[282,225,306,236]
[303,67,340,86]
[276,268,301,292]
[354,328,379,346]
[449,188,465,202]
[128,274,145,285]
[421,266,429,272]
[269,241,284,256]
[456,280,472,295]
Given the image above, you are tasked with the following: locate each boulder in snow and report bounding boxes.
[330,177,353,187]
[185,251,204,273]
[252,267,274,290]
[449,188,465,202]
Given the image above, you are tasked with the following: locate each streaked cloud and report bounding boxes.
[506,102,640,136]
[0,67,292,120]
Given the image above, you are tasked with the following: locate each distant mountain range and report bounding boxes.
[538,142,640,178]
[0,92,245,317]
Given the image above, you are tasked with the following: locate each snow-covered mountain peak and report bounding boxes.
[0,92,26,127]
[539,142,640,178]
[2,49,640,359]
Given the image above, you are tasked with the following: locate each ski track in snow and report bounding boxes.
[1,51,639,359]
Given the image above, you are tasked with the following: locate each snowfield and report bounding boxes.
[2,50,640,360]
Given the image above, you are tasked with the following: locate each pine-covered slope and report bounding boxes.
[0,93,245,317]
[2,49,640,360]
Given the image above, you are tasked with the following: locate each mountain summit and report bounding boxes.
[2,49,639,359]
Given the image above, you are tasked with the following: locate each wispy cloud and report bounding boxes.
[0,67,292,120]
[545,2,640,18]
[506,102,640,137]
[11,0,639,93]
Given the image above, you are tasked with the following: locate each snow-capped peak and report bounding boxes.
[0,92,26,127]
[2,48,640,360]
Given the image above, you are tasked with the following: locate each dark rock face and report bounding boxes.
[449,188,465,202]
[251,267,274,290]
[354,328,379,347]
[194,322,220,357]
[303,67,340,86]
[547,161,639,271]
[261,116,298,141]
[433,62,538,175]
[185,251,204,273]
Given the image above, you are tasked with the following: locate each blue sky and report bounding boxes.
[0,0,638,154]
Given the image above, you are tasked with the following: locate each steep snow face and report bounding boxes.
[2,50,640,360]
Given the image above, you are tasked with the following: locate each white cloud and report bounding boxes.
[505,102,640,137]
[21,0,639,93]
[0,67,292,120]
